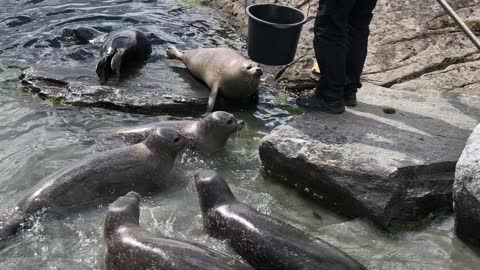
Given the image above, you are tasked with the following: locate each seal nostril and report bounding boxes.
[383,107,396,114]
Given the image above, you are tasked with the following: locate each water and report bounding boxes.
[0,0,479,269]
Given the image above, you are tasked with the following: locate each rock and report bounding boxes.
[364,0,480,89]
[391,57,480,94]
[213,0,480,93]
[21,61,211,115]
[454,124,480,246]
[259,83,480,229]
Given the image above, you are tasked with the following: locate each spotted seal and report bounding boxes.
[0,128,186,241]
[96,29,152,83]
[98,111,244,155]
[65,27,152,83]
[194,170,367,270]
[104,191,253,270]
[166,47,263,111]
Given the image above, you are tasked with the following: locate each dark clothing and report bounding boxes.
[313,0,378,101]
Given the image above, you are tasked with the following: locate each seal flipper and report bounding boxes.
[165,46,184,59]
[206,84,220,112]
[0,209,26,241]
[111,49,125,78]
[96,52,116,83]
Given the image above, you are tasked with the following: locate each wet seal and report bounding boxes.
[96,111,244,155]
[104,191,253,270]
[0,128,186,241]
[68,27,152,83]
[166,47,262,112]
[194,170,367,270]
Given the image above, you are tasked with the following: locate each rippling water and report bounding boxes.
[0,0,479,269]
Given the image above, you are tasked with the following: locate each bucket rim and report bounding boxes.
[246,3,308,28]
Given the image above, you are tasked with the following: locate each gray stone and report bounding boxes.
[20,61,211,115]
[259,83,480,229]
[454,124,480,246]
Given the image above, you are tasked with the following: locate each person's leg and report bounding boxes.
[344,0,378,106]
[297,0,356,113]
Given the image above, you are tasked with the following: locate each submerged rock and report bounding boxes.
[454,124,480,247]
[259,83,480,229]
[20,62,211,115]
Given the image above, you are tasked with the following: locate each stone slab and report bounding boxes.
[20,60,211,115]
[259,83,480,229]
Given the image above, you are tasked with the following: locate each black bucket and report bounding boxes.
[246,4,307,66]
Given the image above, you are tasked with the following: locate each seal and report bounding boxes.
[0,128,186,241]
[166,46,263,112]
[194,170,367,270]
[96,29,152,83]
[65,27,152,83]
[104,191,253,270]
[98,111,244,155]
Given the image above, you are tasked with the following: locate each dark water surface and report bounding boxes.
[0,0,479,269]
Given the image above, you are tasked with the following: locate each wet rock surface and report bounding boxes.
[259,83,480,229]
[21,61,210,115]
[213,0,480,92]
[454,124,480,247]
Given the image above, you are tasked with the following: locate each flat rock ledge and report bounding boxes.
[454,124,480,247]
[259,83,480,229]
[20,62,210,115]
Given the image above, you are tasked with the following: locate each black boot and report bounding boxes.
[296,95,345,114]
[344,92,357,107]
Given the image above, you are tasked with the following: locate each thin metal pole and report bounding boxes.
[436,0,480,51]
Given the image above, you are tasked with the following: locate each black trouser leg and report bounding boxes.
[345,0,378,94]
[313,0,356,101]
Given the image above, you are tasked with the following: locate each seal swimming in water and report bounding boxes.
[194,170,367,270]
[96,111,244,155]
[0,128,186,241]
[65,27,152,83]
[165,47,263,112]
[105,191,253,270]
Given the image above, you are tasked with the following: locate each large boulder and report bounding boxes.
[259,83,480,229]
[454,124,480,246]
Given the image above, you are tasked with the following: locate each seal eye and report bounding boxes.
[174,137,180,143]
[246,65,252,70]
[227,119,233,125]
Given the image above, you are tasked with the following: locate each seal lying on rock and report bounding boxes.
[97,111,244,155]
[0,128,186,241]
[194,170,366,270]
[96,29,152,83]
[105,191,253,270]
[66,27,152,83]
[166,46,263,112]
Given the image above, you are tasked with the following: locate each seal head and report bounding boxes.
[104,191,141,238]
[196,111,244,153]
[241,61,263,85]
[195,170,236,213]
[143,127,187,157]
